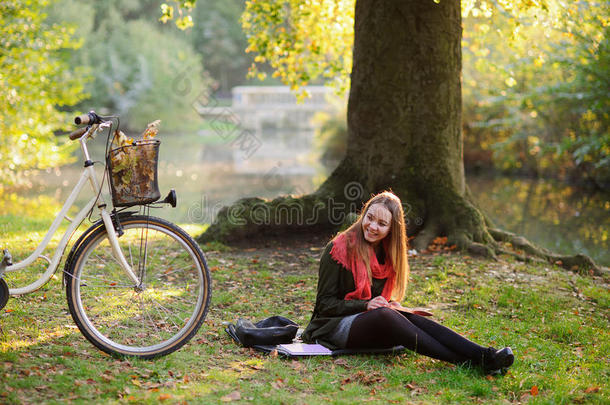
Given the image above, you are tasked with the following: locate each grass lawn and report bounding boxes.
[0,196,608,404]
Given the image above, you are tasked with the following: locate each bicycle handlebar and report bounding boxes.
[69,126,88,140]
[75,111,101,125]
[74,114,90,125]
[70,110,115,140]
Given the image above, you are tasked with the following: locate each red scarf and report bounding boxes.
[330,232,395,301]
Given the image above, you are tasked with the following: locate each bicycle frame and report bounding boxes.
[5,126,139,295]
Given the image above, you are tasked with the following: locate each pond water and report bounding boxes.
[12,130,610,267]
[468,176,609,266]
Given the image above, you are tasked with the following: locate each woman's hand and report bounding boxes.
[367,296,389,310]
[388,301,402,309]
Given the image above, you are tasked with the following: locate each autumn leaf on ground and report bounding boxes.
[343,371,387,386]
[333,358,349,368]
[405,381,427,396]
[531,385,539,396]
[221,391,241,402]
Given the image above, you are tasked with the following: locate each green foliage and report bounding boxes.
[47,0,211,132]
[187,0,252,94]
[89,21,209,131]
[242,0,355,98]
[462,1,609,187]
[0,0,86,188]
[160,0,196,30]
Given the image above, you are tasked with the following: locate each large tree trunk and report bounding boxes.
[197,0,603,275]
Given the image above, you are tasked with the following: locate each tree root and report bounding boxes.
[488,227,608,277]
[467,241,498,259]
[412,221,440,252]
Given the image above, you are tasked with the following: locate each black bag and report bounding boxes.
[229,316,298,347]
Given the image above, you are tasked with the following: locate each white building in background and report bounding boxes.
[231,86,332,131]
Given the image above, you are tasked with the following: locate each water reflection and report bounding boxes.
[468,176,610,266]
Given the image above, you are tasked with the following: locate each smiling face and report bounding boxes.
[361,203,392,245]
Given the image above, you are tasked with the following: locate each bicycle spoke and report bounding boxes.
[158,264,194,278]
[149,297,182,331]
[139,294,160,338]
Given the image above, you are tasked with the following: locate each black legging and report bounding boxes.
[346,307,490,366]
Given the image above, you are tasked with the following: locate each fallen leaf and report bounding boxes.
[531,386,539,396]
[221,391,241,402]
[159,393,172,401]
[584,386,600,394]
[289,360,303,371]
[334,358,349,368]
[101,375,115,382]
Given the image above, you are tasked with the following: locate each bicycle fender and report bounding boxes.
[63,211,136,287]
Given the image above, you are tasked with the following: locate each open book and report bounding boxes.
[391,305,433,317]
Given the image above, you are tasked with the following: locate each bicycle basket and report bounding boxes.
[107,139,161,207]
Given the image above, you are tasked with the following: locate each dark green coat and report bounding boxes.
[301,242,388,349]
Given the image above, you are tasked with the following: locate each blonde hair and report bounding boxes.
[335,191,409,301]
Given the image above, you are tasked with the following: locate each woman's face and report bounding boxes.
[362,203,392,245]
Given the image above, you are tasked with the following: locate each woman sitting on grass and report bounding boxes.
[302,191,514,374]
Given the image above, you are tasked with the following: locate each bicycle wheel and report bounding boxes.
[65,215,211,358]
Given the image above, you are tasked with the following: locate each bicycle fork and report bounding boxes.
[99,208,140,286]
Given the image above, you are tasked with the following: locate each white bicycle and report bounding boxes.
[0,111,211,358]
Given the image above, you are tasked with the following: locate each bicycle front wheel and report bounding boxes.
[65,215,211,358]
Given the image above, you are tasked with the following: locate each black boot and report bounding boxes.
[483,347,514,374]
